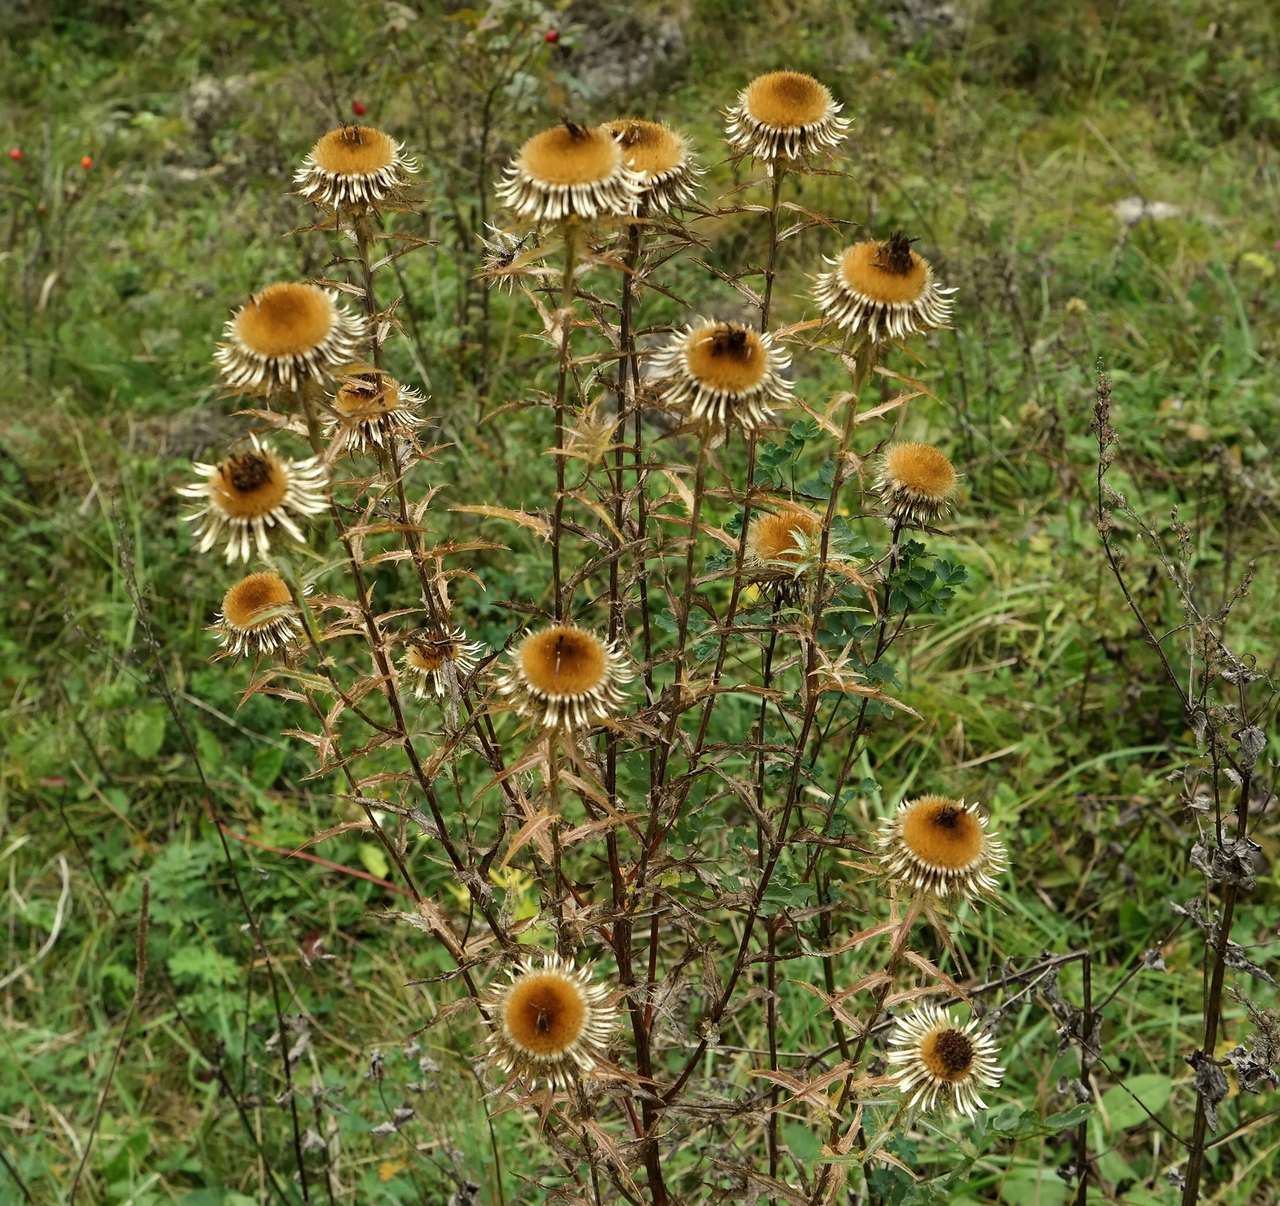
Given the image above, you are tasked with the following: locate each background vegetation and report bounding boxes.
[2,0,1277,1201]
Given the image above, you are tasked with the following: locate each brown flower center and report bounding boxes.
[504,973,587,1056]
[922,1028,975,1081]
[211,452,290,519]
[222,572,292,630]
[407,637,454,672]
[884,444,956,500]
[519,123,622,187]
[607,119,684,177]
[520,626,608,697]
[750,509,821,562]
[840,241,929,305]
[311,125,396,176]
[685,324,767,393]
[744,71,831,129]
[900,797,983,869]
[233,283,335,358]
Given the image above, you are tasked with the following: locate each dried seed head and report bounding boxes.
[324,370,425,457]
[399,626,484,700]
[746,507,822,570]
[214,572,303,659]
[605,118,702,213]
[497,122,642,223]
[725,70,850,162]
[295,124,419,209]
[486,954,616,1090]
[887,1004,1004,1117]
[652,319,792,432]
[178,434,328,563]
[814,234,956,341]
[498,624,631,729]
[875,442,958,527]
[215,282,365,394]
[878,795,1007,903]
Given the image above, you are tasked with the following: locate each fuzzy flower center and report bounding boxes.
[840,240,929,305]
[884,444,956,500]
[504,973,587,1056]
[685,324,767,393]
[334,375,401,420]
[744,71,830,128]
[211,453,290,518]
[311,125,396,176]
[407,640,453,672]
[921,1028,976,1081]
[609,119,683,177]
[234,283,336,358]
[519,122,623,187]
[222,572,292,630]
[901,797,984,869]
[752,510,820,561]
[520,626,608,697]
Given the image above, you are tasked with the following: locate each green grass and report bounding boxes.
[2,0,1278,1202]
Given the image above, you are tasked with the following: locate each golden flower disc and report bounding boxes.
[749,509,821,562]
[222,572,292,631]
[233,283,336,359]
[519,123,623,187]
[519,626,608,697]
[607,119,684,177]
[920,1028,976,1083]
[210,452,290,520]
[884,443,956,502]
[840,240,930,305]
[333,376,401,420]
[503,972,588,1056]
[900,796,984,870]
[686,324,768,393]
[406,643,446,673]
[310,125,396,177]
[744,71,832,128]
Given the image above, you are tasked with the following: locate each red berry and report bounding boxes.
[351,100,367,116]
[544,29,559,44]
[7,148,21,162]
[80,155,93,170]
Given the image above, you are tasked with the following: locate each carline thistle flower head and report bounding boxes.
[399,626,484,700]
[294,123,419,210]
[605,118,702,214]
[214,282,365,395]
[652,319,792,432]
[178,434,327,563]
[323,369,425,457]
[875,442,958,527]
[497,120,643,223]
[486,953,616,1091]
[878,795,1007,904]
[887,1004,1004,1118]
[498,623,631,730]
[725,70,850,163]
[213,572,306,659]
[814,232,956,342]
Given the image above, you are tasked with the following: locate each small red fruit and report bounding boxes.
[80,155,93,170]
[351,100,367,116]
[544,29,559,44]
[7,148,21,162]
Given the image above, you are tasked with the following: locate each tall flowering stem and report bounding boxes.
[551,226,578,620]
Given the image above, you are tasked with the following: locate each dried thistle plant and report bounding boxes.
[171,60,1064,1205]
